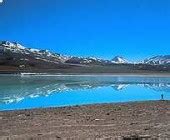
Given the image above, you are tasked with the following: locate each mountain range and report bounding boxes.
[0,41,170,74]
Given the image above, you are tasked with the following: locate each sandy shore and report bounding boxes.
[0,101,170,139]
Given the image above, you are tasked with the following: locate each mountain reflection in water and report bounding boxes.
[0,75,169,105]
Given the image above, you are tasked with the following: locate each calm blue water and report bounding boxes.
[0,75,170,111]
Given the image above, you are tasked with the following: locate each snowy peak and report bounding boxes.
[144,55,170,65]
[111,56,127,64]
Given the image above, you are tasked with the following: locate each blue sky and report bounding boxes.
[0,0,170,61]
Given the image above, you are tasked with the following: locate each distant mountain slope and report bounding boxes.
[0,41,68,63]
[144,55,170,65]
[65,56,111,65]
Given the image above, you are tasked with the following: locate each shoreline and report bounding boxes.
[0,72,170,77]
[1,100,169,112]
[0,100,169,139]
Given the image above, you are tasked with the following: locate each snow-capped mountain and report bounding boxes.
[0,41,169,74]
[144,55,170,65]
[65,56,111,65]
[0,41,112,66]
[0,41,68,64]
[111,56,128,64]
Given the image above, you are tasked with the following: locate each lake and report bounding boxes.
[0,75,170,111]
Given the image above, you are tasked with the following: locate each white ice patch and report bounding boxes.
[16,43,26,49]
[29,48,40,52]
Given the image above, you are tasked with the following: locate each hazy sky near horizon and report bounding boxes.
[0,0,170,61]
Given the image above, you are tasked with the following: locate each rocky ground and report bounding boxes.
[0,101,170,139]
